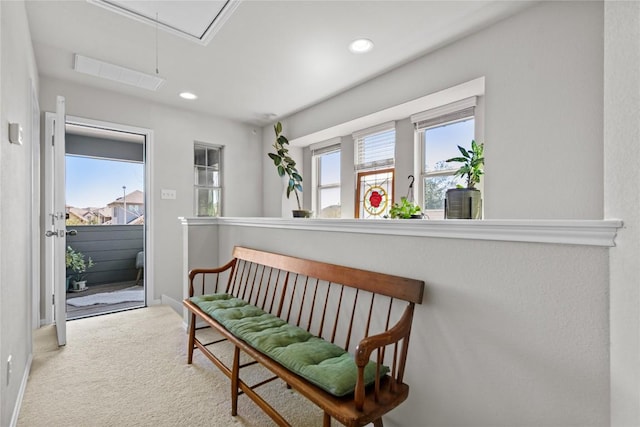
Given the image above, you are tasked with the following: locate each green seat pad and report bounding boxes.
[191,293,388,397]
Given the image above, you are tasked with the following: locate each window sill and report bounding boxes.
[179,217,623,247]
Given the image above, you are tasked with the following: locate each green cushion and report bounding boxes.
[191,293,389,397]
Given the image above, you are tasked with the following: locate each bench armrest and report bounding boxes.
[353,303,415,410]
[188,258,237,297]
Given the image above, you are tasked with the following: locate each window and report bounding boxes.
[313,144,341,218]
[194,143,222,217]
[412,97,476,220]
[356,168,394,219]
[353,122,395,218]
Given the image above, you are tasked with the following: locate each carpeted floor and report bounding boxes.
[18,305,330,426]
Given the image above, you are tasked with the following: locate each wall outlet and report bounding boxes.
[6,355,12,386]
[161,189,176,200]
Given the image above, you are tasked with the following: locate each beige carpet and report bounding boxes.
[18,305,329,427]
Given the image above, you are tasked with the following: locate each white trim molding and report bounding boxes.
[179,217,623,247]
[410,96,477,124]
[10,354,33,427]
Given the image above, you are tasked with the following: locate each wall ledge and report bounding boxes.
[179,217,623,247]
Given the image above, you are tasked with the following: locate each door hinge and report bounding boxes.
[52,294,55,305]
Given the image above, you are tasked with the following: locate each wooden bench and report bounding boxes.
[183,246,424,427]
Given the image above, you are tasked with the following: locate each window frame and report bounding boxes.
[353,122,396,219]
[412,97,478,218]
[193,142,223,217]
[354,168,395,218]
[312,143,341,218]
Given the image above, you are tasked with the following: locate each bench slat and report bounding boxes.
[233,246,424,304]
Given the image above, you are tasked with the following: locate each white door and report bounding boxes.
[44,96,67,346]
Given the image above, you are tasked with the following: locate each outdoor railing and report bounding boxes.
[65,225,143,286]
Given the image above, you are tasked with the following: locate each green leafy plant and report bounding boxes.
[389,197,421,219]
[445,140,484,189]
[66,246,95,282]
[268,122,303,210]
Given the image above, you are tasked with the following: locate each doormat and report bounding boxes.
[67,288,144,307]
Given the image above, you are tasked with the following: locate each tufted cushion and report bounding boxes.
[191,293,388,397]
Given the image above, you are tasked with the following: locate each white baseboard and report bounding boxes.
[160,294,182,314]
[10,353,33,427]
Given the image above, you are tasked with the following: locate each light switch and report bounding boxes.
[161,189,176,200]
[9,123,23,145]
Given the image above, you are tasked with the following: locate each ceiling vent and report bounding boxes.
[73,54,165,91]
[87,0,241,46]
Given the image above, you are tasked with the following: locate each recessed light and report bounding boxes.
[349,38,374,54]
[179,92,198,100]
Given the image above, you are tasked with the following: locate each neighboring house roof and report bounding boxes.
[67,208,89,223]
[97,207,113,218]
[128,215,145,225]
[108,190,144,206]
[68,206,88,217]
[66,205,114,224]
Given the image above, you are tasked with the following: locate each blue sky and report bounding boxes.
[424,118,475,171]
[66,155,144,208]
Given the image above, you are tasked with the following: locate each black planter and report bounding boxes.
[292,209,313,218]
[444,188,482,219]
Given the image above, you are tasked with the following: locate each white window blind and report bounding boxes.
[411,97,477,131]
[353,122,395,171]
[311,138,341,156]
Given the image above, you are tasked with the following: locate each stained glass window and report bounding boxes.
[356,169,394,218]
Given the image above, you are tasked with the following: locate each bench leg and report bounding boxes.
[323,412,331,427]
[231,346,240,416]
[187,313,196,364]
[373,418,384,427]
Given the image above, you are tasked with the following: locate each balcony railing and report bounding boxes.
[65,225,143,286]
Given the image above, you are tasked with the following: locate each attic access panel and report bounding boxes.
[88,0,240,45]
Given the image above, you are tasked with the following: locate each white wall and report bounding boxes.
[39,77,263,304]
[0,1,39,425]
[267,1,605,221]
[180,222,610,426]
[604,2,640,426]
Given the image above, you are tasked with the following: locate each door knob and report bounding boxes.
[66,229,78,236]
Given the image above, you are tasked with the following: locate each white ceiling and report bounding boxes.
[25,1,534,126]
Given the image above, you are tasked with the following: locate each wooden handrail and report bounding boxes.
[353,304,415,411]
[188,258,237,297]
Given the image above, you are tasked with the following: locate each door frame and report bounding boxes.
[41,115,154,324]
[30,80,40,330]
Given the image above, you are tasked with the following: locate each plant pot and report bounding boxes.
[71,280,88,292]
[444,188,482,219]
[292,210,313,218]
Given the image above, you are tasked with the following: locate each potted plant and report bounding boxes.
[66,246,95,292]
[444,140,484,219]
[268,122,312,218]
[389,197,422,219]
